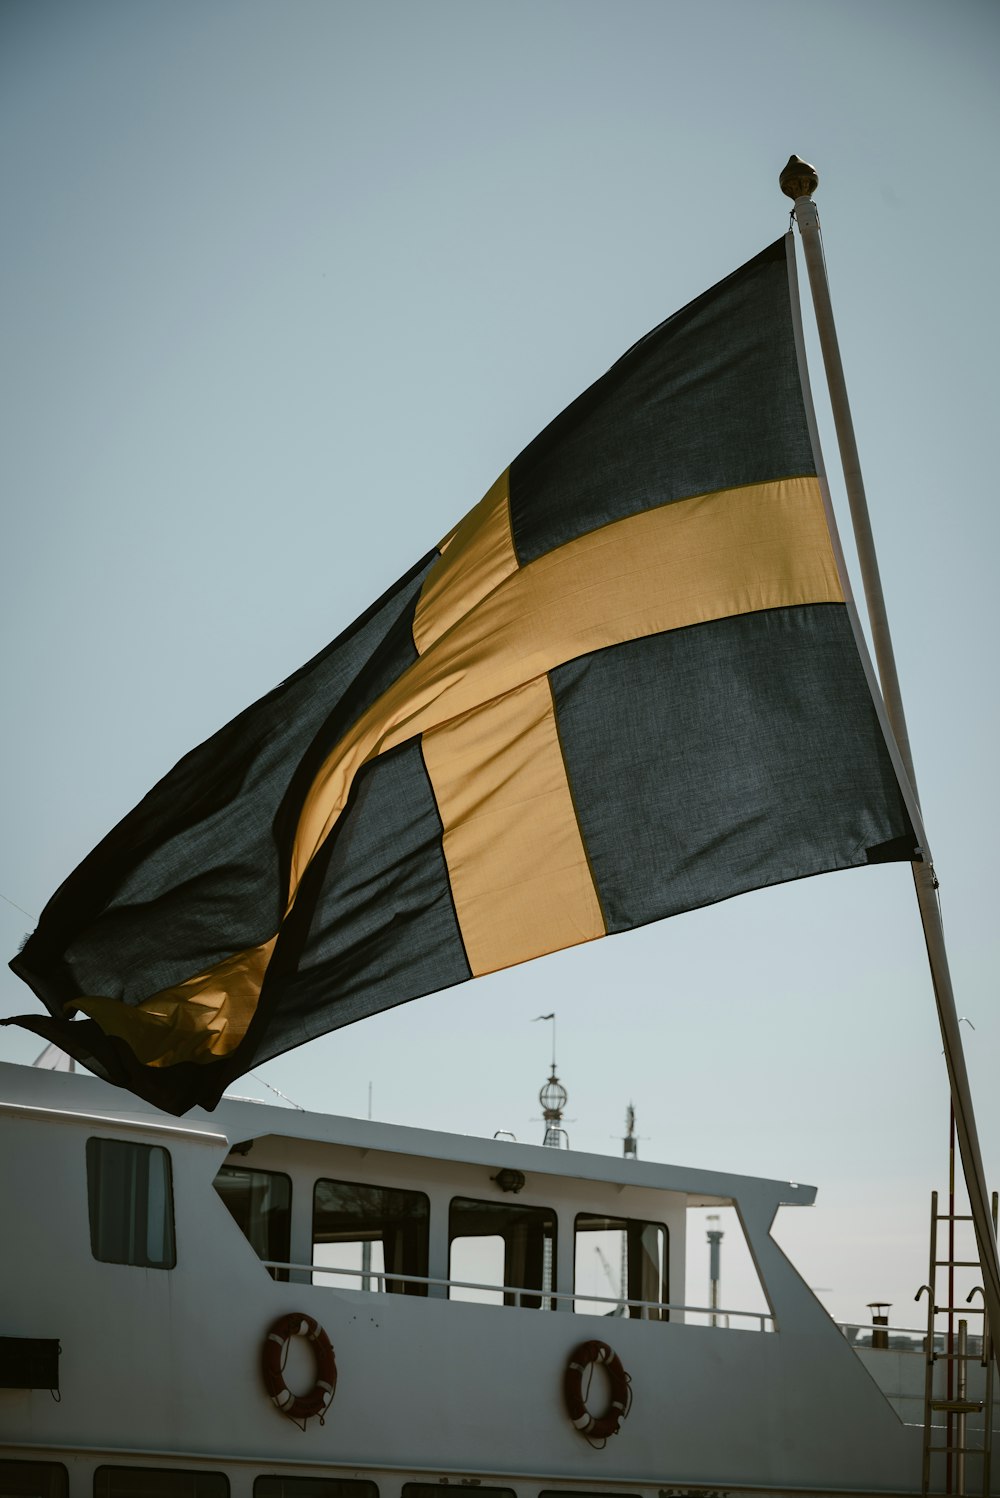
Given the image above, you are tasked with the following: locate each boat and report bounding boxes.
[3,164,998,1496]
[2,1056,997,1496]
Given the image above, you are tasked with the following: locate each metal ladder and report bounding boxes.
[919,1188,997,1495]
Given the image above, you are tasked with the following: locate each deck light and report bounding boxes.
[491,1168,526,1194]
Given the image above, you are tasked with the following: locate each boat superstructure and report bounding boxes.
[1,1060,996,1496]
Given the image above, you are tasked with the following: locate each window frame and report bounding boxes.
[312,1176,430,1296]
[253,1480,379,1498]
[86,1136,177,1270]
[448,1194,558,1310]
[93,1466,229,1498]
[402,1486,514,1498]
[0,1459,69,1498]
[213,1162,293,1281]
[573,1210,669,1319]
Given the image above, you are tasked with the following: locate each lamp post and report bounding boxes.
[707,1215,724,1328]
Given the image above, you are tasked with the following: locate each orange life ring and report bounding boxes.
[563,1339,631,1440]
[262,1313,337,1424]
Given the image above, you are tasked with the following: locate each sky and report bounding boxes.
[1,0,998,1331]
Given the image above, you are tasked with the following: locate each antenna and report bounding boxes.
[623,1102,638,1160]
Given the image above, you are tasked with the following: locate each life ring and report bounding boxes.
[262,1313,337,1425]
[563,1339,631,1440]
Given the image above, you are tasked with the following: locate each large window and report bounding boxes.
[539,1491,641,1498]
[313,1178,429,1295]
[574,1213,667,1319]
[87,1138,176,1269]
[403,1489,513,1498]
[0,1461,67,1498]
[94,1469,228,1498]
[448,1197,556,1309]
[213,1164,291,1280]
[254,1482,377,1498]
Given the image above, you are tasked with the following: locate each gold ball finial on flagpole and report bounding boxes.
[779,155,819,200]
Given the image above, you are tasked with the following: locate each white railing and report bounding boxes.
[262,1260,774,1331]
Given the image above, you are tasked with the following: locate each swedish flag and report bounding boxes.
[8,237,917,1114]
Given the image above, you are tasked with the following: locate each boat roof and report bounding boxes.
[0,1058,815,1214]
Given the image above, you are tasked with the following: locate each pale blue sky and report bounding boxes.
[2,0,998,1325]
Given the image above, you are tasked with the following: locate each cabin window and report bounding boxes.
[255,1482,378,1498]
[93,1469,228,1498]
[403,1488,514,1498]
[213,1164,291,1280]
[448,1196,556,1309]
[0,1460,68,1498]
[538,1491,641,1498]
[574,1213,668,1318]
[86,1138,176,1269]
[312,1178,429,1295]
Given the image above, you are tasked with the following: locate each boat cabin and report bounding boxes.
[0,1061,948,1496]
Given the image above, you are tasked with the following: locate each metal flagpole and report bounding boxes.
[781,154,1000,1366]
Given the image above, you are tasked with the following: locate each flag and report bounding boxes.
[7,236,918,1115]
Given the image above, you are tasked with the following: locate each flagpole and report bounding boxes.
[780,155,1000,1361]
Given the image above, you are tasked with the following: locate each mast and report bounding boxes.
[780,155,1000,1362]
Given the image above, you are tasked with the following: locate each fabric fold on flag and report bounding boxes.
[7,235,918,1114]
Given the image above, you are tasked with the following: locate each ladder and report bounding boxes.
[919,1188,997,1495]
